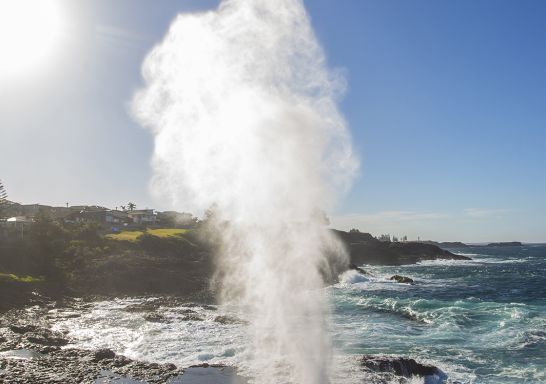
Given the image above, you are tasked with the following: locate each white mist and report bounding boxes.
[132,0,357,382]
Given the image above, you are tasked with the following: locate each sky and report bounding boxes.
[1,0,545,242]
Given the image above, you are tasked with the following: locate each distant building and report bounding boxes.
[106,210,131,225]
[127,209,157,225]
[65,209,105,224]
[0,201,203,230]
[156,211,195,227]
[6,216,33,224]
[2,203,71,220]
[3,216,33,239]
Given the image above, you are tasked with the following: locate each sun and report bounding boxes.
[0,0,64,78]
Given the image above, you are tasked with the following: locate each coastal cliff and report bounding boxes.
[333,230,471,266]
[0,225,471,309]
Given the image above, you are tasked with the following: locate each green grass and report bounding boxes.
[106,228,189,242]
[0,273,45,283]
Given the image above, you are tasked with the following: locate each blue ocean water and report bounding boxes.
[330,244,546,383]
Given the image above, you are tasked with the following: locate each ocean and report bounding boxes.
[53,244,546,383]
[331,244,546,383]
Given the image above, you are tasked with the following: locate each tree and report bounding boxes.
[29,210,67,277]
[0,180,8,217]
[127,202,136,211]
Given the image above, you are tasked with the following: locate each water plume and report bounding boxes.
[132,0,357,382]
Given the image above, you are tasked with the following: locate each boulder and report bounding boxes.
[9,324,38,334]
[213,315,246,325]
[143,313,170,323]
[181,313,204,321]
[21,326,69,347]
[91,348,116,362]
[361,355,444,379]
[123,302,159,313]
[349,263,368,275]
[390,275,414,284]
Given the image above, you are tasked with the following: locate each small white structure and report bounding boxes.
[7,216,33,223]
[5,216,32,239]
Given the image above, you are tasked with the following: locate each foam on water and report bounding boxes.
[53,246,546,383]
[331,245,546,383]
[53,300,247,370]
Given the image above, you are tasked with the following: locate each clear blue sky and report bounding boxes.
[1,0,545,242]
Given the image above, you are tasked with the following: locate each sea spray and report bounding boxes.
[132,0,357,382]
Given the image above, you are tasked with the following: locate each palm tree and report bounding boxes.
[0,180,8,217]
[0,180,7,203]
[127,202,136,211]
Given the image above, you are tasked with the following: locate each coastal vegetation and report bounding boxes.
[106,228,189,242]
[0,273,44,283]
[0,207,468,312]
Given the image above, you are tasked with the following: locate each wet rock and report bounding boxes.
[143,313,170,323]
[9,324,38,334]
[112,355,133,367]
[361,355,444,379]
[0,299,186,383]
[184,302,217,311]
[390,275,414,284]
[0,346,182,383]
[58,312,81,319]
[123,297,213,313]
[123,302,160,313]
[91,348,116,362]
[178,308,198,315]
[189,362,227,368]
[214,315,246,325]
[349,263,369,275]
[181,313,204,321]
[0,349,45,360]
[184,365,248,384]
[25,328,68,347]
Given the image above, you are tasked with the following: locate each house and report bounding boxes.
[2,203,71,220]
[63,208,134,231]
[156,211,196,227]
[64,208,110,224]
[127,209,157,225]
[105,210,131,225]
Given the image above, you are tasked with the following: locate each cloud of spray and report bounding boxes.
[132,0,357,382]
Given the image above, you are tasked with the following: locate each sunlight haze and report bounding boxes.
[1,0,545,242]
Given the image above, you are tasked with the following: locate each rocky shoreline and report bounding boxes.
[0,297,250,384]
[0,295,453,384]
[0,227,470,383]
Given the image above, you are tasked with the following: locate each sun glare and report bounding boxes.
[0,0,64,78]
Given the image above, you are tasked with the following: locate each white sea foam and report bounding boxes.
[53,300,247,370]
[451,252,481,257]
[338,270,371,284]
